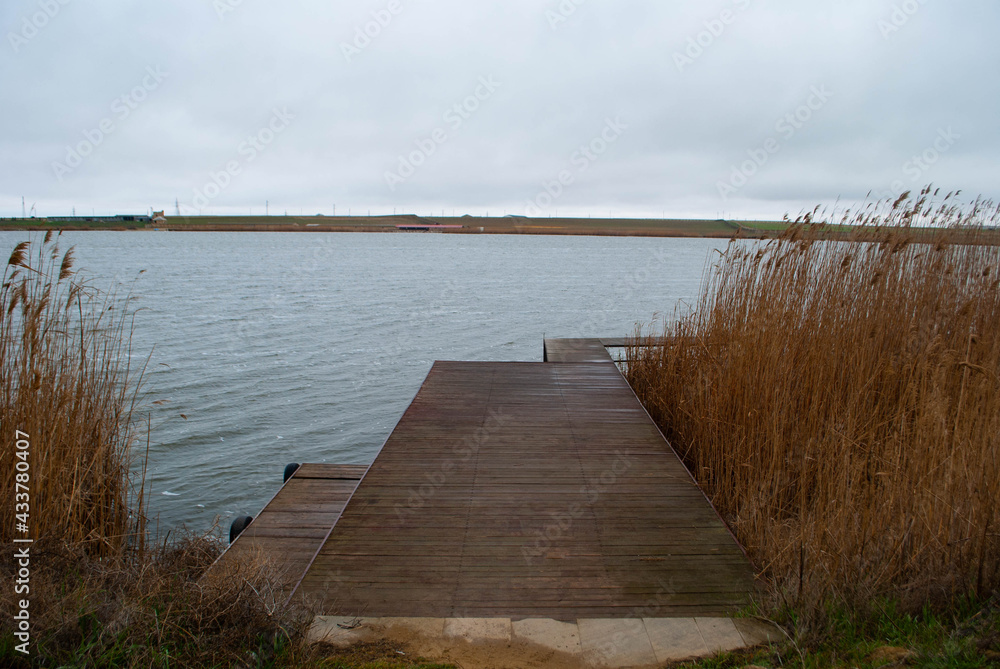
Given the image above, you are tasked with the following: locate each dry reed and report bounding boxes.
[0,232,146,556]
[0,235,304,666]
[626,188,1000,614]
[0,532,304,666]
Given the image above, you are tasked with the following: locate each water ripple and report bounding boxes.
[0,230,729,532]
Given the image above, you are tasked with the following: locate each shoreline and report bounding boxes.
[4,215,998,245]
[0,214,775,238]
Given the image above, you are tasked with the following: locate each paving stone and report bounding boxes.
[578,618,657,668]
[444,617,512,642]
[307,616,374,647]
[512,618,582,655]
[695,618,747,653]
[643,618,710,663]
[309,615,760,667]
[733,618,784,646]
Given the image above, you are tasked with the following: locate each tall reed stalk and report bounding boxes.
[0,232,146,557]
[627,188,1000,612]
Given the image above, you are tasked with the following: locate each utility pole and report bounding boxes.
[266,200,269,216]
[175,198,180,216]
[22,197,26,219]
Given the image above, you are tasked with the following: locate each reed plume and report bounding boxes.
[0,234,146,557]
[627,187,1000,613]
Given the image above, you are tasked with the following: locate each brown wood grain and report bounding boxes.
[295,350,754,618]
[205,464,366,594]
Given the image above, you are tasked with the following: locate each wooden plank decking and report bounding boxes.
[543,338,615,363]
[294,351,754,619]
[599,337,668,348]
[212,464,367,594]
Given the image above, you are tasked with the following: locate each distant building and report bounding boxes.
[396,224,465,231]
[45,214,153,224]
[152,211,167,224]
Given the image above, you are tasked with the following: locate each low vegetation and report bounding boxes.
[0,534,310,667]
[0,234,305,667]
[0,233,144,554]
[626,188,1000,660]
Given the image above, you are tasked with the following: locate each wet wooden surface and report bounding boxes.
[543,338,616,363]
[210,464,367,595]
[599,337,668,348]
[296,356,754,619]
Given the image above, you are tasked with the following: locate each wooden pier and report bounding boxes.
[215,464,366,595]
[213,339,754,620]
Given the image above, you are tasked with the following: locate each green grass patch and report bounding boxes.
[676,599,999,668]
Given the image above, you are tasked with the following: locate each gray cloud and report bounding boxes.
[1,0,997,220]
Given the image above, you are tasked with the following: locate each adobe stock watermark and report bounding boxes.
[13,429,33,656]
[546,0,588,31]
[384,75,502,192]
[878,0,929,39]
[586,578,682,664]
[341,0,405,62]
[521,450,633,565]
[716,85,833,202]
[876,127,959,200]
[393,407,508,524]
[188,107,294,211]
[7,0,72,53]
[524,116,627,216]
[51,65,168,182]
[213,0,246,21]
[567,245,679,351]
[673,0,752,72]
[229,238,337,352]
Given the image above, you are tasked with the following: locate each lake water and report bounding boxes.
[0,230,730,533]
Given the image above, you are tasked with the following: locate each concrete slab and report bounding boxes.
[512,618,582,655]
[578,619,657,668]
[643,618,710,663]
[307,616,375,647]
[696,617,746,653]
[734,618,785,647]
[444,617,512,642]
[308,615,760,667]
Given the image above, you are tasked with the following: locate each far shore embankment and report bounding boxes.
[6,215,999,244]
[1,214,773,238]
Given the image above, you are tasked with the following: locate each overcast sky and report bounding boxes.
[2,0,997,220]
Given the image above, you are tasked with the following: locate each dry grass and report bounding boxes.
[0,233,306,667]
[626,188,1000,615]
[0,532,310,667]
[0,231,146,555]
